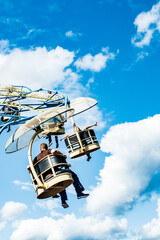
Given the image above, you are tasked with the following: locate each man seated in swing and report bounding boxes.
[27,142,89,208]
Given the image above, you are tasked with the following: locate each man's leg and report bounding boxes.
[86,153,92,161]
[70,170,89,199]
[59,190,69,208]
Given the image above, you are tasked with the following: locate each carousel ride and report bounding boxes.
[1,84,100,199]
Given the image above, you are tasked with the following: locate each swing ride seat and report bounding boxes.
[41,122,65,136]
[30,154,73,199]
[41,111,65,135]
[64,128,100,159]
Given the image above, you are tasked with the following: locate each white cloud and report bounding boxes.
[13,180,32,191]
[73,105,106,130]
[0,201,28,221]
[50,210,64,218]
[86,77,94,87]
[11,220,23,229]
[74,48,115,72]
[0,45,78,91]
[140,199,160,239]
[0,221,6,231]
[0,41,114,100]
[57,69,85,99]
[21,186,31,191]
[132,1,160,47]
[10,214,127,240]
[35,199,64,218]
[35,199,59,210]
[65,30,82,38]
[0,42,107,99]
[0,39,9,53]
[136,51,149,61]
[22,28,46,40]
[86,114,160,215]
[65,30,74,37]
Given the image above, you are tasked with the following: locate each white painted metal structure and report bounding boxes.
[28,130,73,199]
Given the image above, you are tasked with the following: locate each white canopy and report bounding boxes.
[69,97,97,116]
[5,106,74,153]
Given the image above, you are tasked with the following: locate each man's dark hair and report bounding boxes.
[40,143,48,150]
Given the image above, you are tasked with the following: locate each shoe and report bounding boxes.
[62,202,69,208]
[87,154,91,161]
[77,193,89,199]
[52,194,60,198]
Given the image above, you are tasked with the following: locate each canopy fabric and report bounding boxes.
[69,97,97,116]
[5,106,74,153]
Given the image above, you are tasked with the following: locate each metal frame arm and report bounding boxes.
[28,129,45,188]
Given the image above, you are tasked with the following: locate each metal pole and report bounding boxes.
[70,116,84,150]
[28,129,45,188]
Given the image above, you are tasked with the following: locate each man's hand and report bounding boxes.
[27,165,31,172]
[51,149,67,158]
[51,149,60,155]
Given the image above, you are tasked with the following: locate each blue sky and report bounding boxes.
[0,0,160,239]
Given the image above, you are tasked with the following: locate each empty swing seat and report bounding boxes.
[30,154,73,199]
[41,122,65,135]
[64,129,100,159]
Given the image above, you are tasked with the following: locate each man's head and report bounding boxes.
[40,143,48,152]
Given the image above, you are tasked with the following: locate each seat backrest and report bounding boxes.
[34,154,68,176]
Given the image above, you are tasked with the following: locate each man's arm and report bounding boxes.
[27,165,31,172]
[27,157,37,172]
[85,122,98,130]
[51,149,67,158]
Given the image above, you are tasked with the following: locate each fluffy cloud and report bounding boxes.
[0,39,9,53]
[0,201,27,221]
[86,77,94,87]
[10,214,127,240]
[73,105,106,130]
[140,199,160,239]
[74,47,115,72]
[0,44,79,91]
[0,221,6,231]
[136,51,149,61]
[35,199,64,218]
[65,30,75,37]
[35,199,59,210]
[86,114,160,215]
[13,180,32,191]
[132,1,160,47]
[65,30,82,38]
[0,42,114,99]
